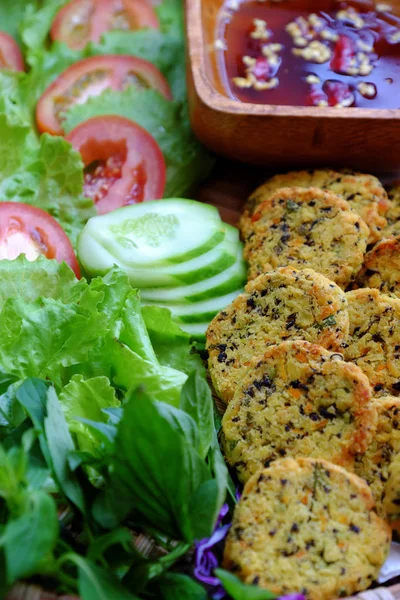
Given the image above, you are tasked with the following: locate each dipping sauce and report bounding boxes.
[216,0,400,107]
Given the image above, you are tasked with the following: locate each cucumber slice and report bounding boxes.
[177,322,208,341]
[81,199,225,268]
[140,247,247,304]
[80,223,241,287]
[142,288,243,324]
[136,225,240,287]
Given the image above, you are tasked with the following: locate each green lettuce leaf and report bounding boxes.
[0,294,107,388]
[0,0,30,44]
[0,72,33,126]
[142,305,205,376]
[0,255,86,309]
[20,0,69,58]
[0,131,95,246]
[0,258,190,406]
[59,375,120,456]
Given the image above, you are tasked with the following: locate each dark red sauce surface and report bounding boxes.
[217,0,400,107]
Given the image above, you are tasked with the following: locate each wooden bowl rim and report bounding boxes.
[186,0,400,121]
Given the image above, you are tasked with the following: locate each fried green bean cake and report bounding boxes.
[206,267,349,404]
[384,182,400,237]
[222,340,376,483]
[243,187,369,286]
[223,457,391,600]
[344,288,400,396]
[356,237,400,298]
[354,396,400,516]
[383,452,400,533]
[239,169,389,245]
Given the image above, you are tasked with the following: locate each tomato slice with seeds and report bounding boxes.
[51,0,159,50]
[66,115,166,215]
[36,55,172,136]
[0,32,24,71]
[0,203,80,277]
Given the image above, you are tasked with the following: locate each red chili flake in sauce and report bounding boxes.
[218,0,400,108]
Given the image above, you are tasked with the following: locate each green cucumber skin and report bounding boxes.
[163,228,225,264]
[95,220,225,268]
[140,251,247,303]
[129,228,239,288]
[142,288,243,323]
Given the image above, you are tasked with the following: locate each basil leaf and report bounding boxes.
[180,371,213,459]
[2,490,58,584]
[16,378,48,430]
[0,549,8,598]
[215,569,278,600]
[189,478,221,539]
[105,390,210,542]
[44,387,86,514]
[157,402,200,452]
[0,381,25,433]
[157,572,207,600]
[68,555,139,600]
[87,529,135,563]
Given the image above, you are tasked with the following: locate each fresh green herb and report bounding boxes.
[215,570,278,600]
[286,200,300,212]
[318,315,337,329]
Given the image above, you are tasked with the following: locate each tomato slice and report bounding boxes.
[0,32,24,71]
[36,55,172,136]
[66,115,166,215]
[51,0,159,50]
[0,203,80,277]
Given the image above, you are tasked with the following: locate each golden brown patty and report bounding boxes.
[222,340,376,483]
[356,237,400,298]
[344,288,400,396]
[383,452,400,532]
[243,187,369,287]
[240,168,389,244]
[354,396,400,516]
[384,182,400,237]
[206,267,349,404]
[223,457,391,600]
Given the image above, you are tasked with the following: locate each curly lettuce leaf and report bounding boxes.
[20,0,68,58]
[59,375,119,456]
[69,279,189,407]
[142,305,205,376]
[0,293,108,388]
[0,73,33,127]
[0,255,85,309]
[0,259,190,407]
[0,127,94,246]
[0,0,30,44]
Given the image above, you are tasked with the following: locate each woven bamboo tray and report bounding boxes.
[7,159,400,600]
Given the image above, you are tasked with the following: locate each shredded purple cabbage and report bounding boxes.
[194,497,305,600]
[194,502,230,598]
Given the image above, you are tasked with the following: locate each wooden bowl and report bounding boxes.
[185,0,400,172]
